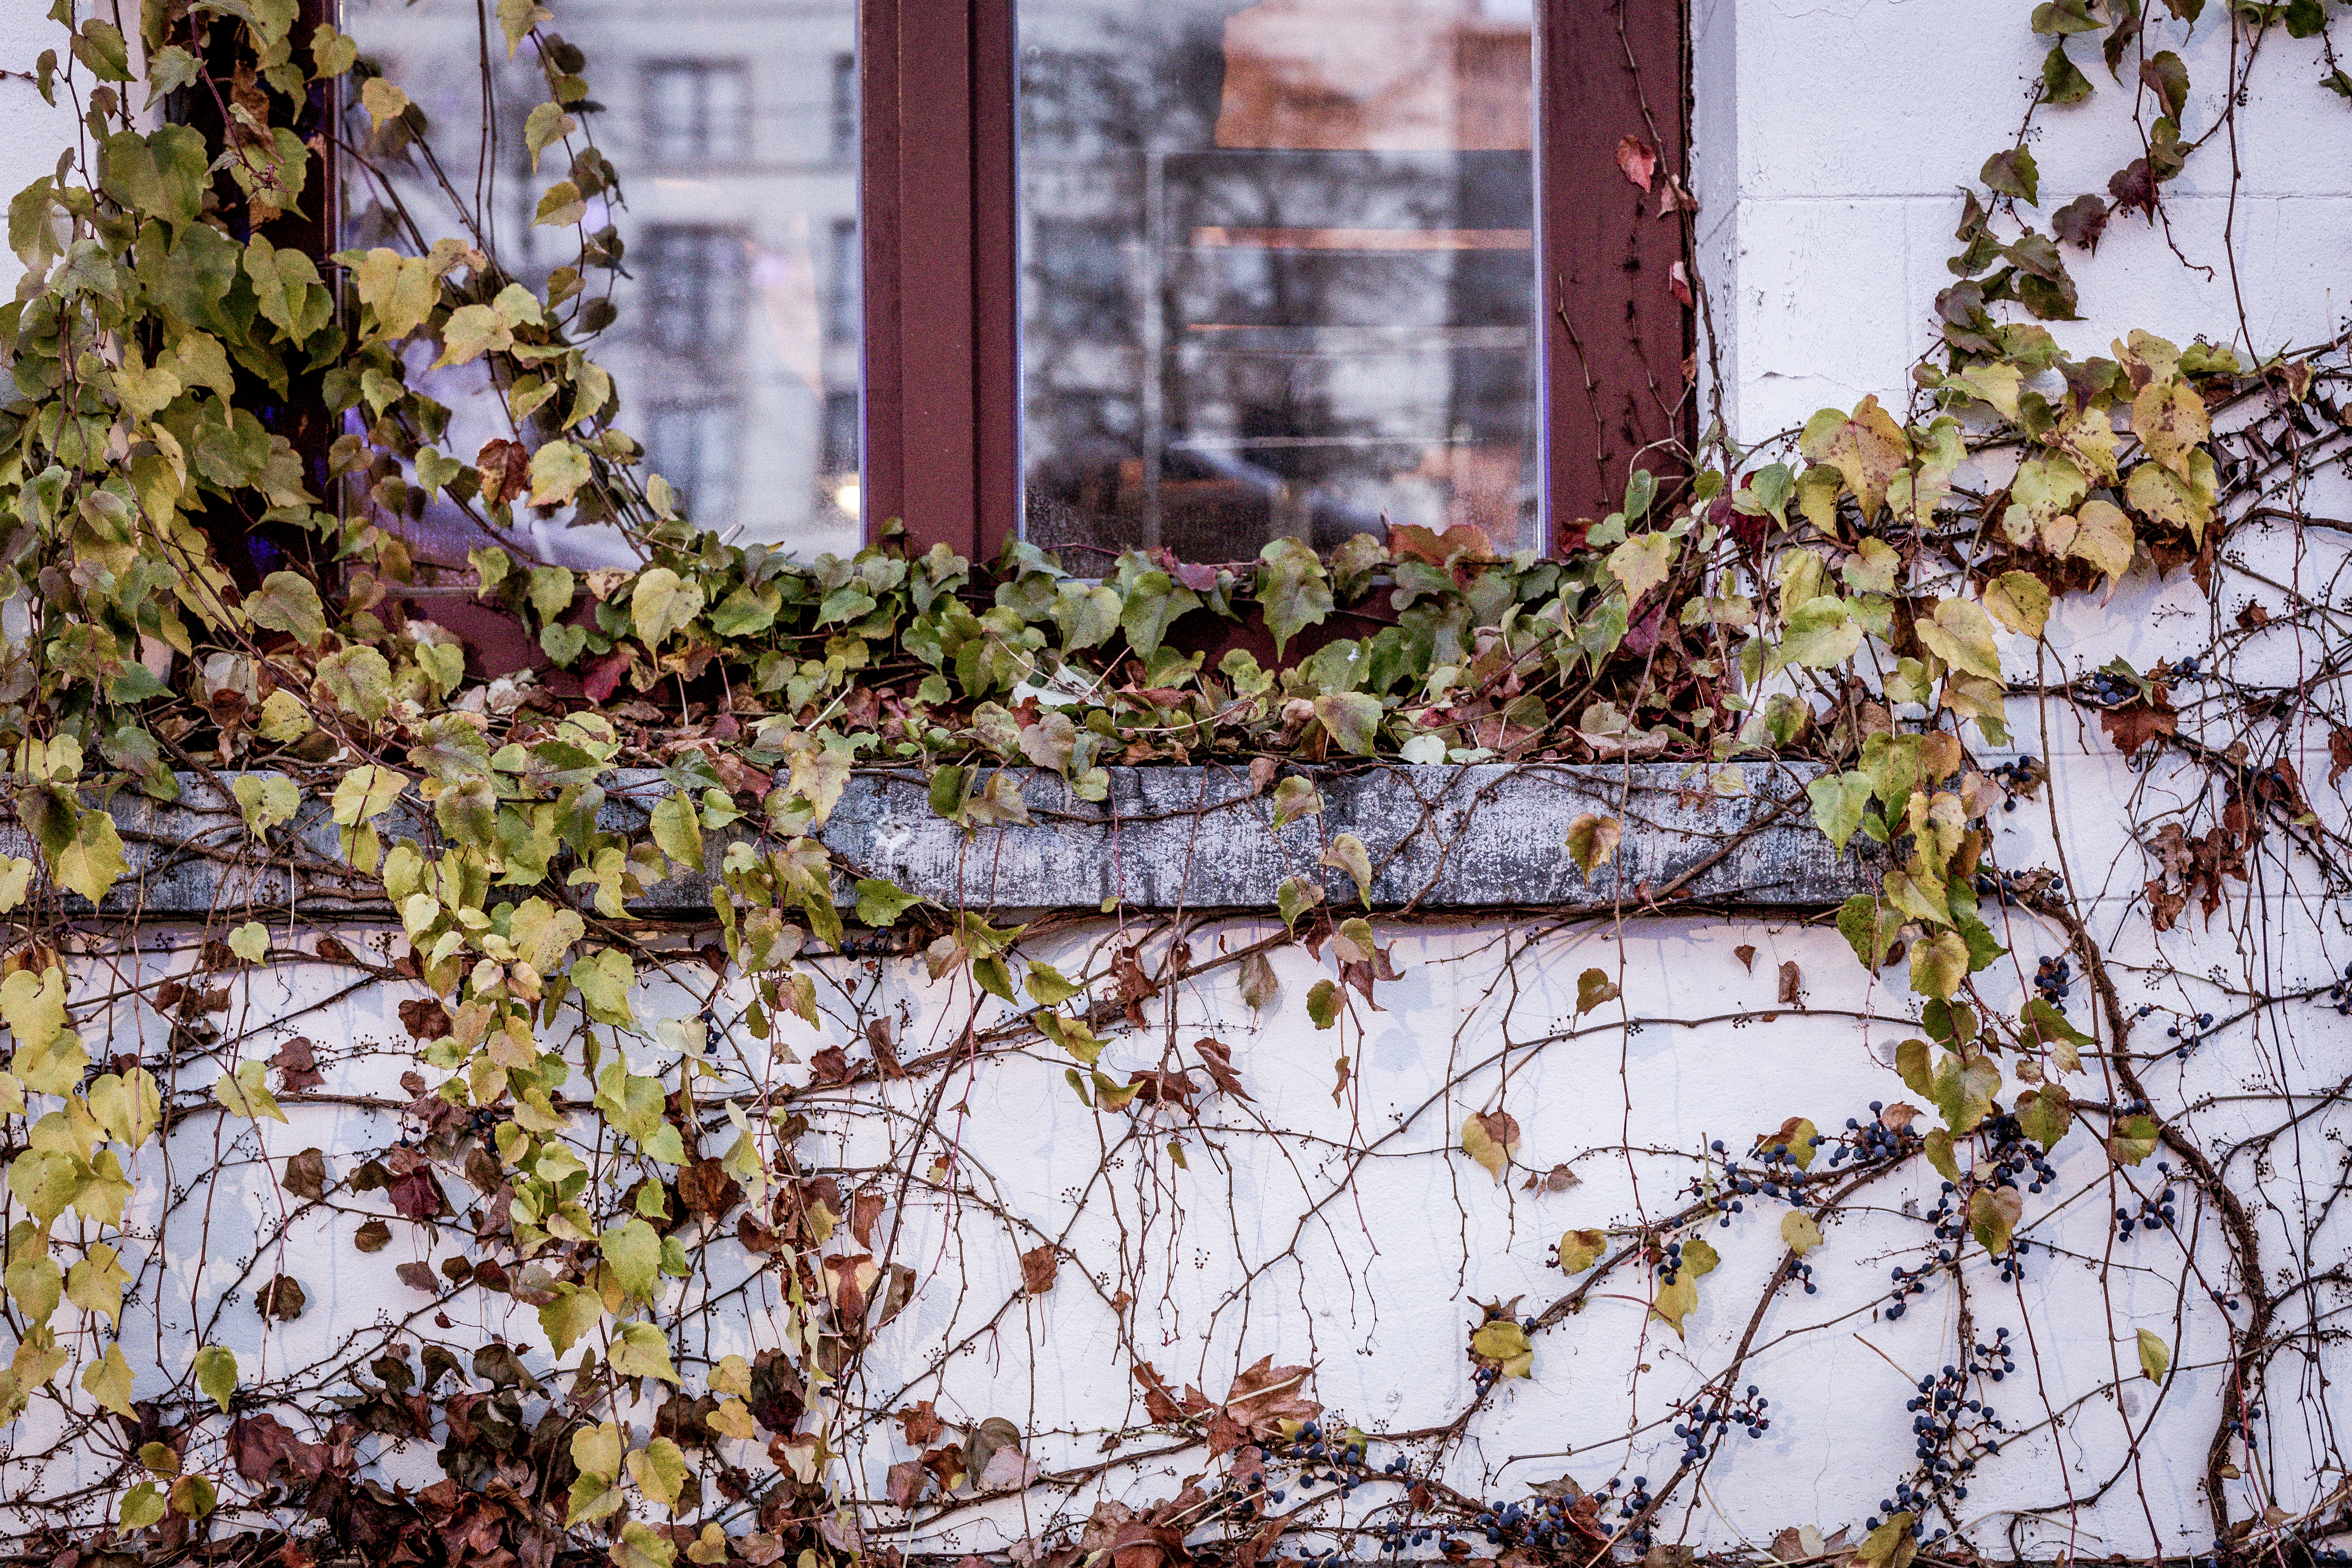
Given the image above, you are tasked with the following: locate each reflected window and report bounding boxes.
[341,0,861,564]
[645,401,741,519]
[831,53,858,161]
[1017,0,1540,560]
[642,225,746,358]
[827,218,861,342]
[645,61,750,167]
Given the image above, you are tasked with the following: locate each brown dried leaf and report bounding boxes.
[396,997,451,1040]
[679,1159,744,1221]
[2099,701,2178,757]
[1019,1245,1059,1296]
[394,1261,438,1295]
[1223,1354,1322,1438]
[1777,962,1803,1007]
[282,1147,328,1201]
[257,1274,306,1320]
[1194,1037,1251,1101]
[1734,944,1756,972]
[271,1036,323,1093]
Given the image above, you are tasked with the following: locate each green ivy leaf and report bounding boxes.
[650,791,704,872]
[1981,146,2041,206]
[855,878,922,928]
[1305,978,1341,1029]
[2136,1328,2170,1383]
[1257,538,1333,658]
[2042,42,2093,104]
[54,809,129,905]
[600,1217,662,1304]
[1313,692,1381,757]
[628,1436,690,1511]
[528,439,594,507]
[193,1344,236,1412]
[1575,967,1620,1016]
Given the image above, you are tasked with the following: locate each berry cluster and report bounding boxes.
[1604,1475,1658,1550]
[1985,754,2043,812]
[2164,1011,2216,1055]
[1823,1104,1918,1171]
[1863,1335,2018,1544]
[1470,1492,1595,1552]
[1669,1383,1771,1469]
[2115,1162,2180,1243]
[2084,666,2141,706]
[2323,960,2352,1017]
[2034,954,2073,1011]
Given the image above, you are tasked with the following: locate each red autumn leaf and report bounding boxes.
[1194,1037,1251,1101]
[2330,726,2352,787]
[2099,701,2178,756]
[475,438,530,508]
[384,1166,447,1223]
[394,1260,438,1294]
[396,997,451,1041]
[1222,1354,1322,1439]
[851,1190,886,1248]
[1614,133,1658,192]
[581,649,632,704]
[271,1036,323,1093]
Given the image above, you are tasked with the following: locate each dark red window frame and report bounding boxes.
[858,0,1692,562]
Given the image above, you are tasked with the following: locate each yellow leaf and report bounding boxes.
[1557,1228,1606,1274]
[1460,1111,1519,1184]
[81,1341,135,1417]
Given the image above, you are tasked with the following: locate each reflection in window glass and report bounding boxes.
[644,61,750,167]
[341,0,861,567]
[1017,0,1539,561]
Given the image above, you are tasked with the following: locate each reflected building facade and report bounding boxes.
[342,0,1538,567]
[342,0,862,564]
[1017,0,1540,560]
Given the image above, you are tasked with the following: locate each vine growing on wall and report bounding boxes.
[0,0,2346,1565]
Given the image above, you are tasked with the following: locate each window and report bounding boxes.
[859,0,1688,560]
[1018,0,1541,558]
[645,61,751,168]
[341,0,859,559]
[337,0,1683,564]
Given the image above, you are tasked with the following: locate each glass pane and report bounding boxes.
[1017,0,1539,562]
[341,0,861,564]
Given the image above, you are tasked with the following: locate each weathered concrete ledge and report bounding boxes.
[1,763,1874,921]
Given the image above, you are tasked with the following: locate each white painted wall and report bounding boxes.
[3,0,2349,1559]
